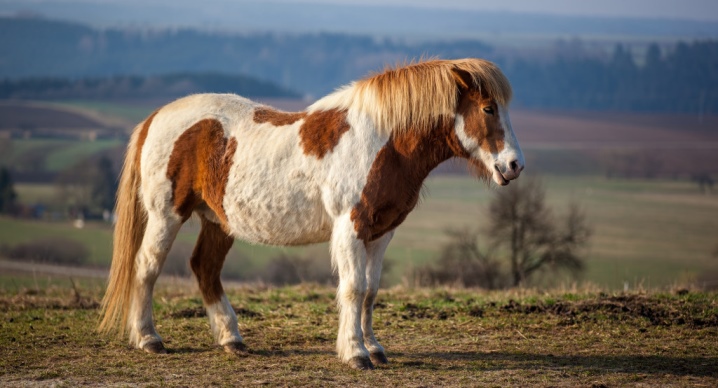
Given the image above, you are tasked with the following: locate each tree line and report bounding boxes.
[1,17,717,114]
[0,73,299,100]
[505,41,718,114]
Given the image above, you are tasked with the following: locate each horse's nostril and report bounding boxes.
[509,160,519,172]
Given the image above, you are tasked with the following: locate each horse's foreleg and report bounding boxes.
[362,230,393,365]
[129,212,182,353]
[189,217,244,355]
[332,213,372,369]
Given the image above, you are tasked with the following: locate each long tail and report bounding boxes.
[98,118,150,336]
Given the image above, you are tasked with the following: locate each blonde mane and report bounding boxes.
[311,58,512,135]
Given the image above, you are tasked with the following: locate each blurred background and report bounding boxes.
[0,0,716,290]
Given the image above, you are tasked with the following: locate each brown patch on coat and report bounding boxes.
[166,119,238,223]
[457,89,505,154]
[299,109,350,158]
[135,110,160,170]
[190,216,234,305]
[253,107,306,126]
[351,119,467,241]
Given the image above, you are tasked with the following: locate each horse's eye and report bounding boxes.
[483,107,494,115]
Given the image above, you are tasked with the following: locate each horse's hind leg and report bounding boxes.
[128,211,182,353]
[362,231,393,365]
[190,216,245,355]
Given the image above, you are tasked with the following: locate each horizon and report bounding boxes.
[2,0,718,41]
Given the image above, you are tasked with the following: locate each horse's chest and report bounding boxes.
[350,155,425,241]
[349,131,444,242]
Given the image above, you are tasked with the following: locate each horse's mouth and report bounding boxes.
[493,165,510,186]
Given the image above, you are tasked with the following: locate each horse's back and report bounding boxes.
[137,93,334,246]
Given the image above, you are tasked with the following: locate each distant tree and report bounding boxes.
[487,178,591,287]
[0,167,17,215]
[644,43,662,69]
[91,156,118,211]
[56,155,118,215]
[413,228,503,289]
[693,173,715,194]
[413,178,591,289]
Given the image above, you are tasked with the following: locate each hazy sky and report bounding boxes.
[286,0,718,21]
[14,0,718,22]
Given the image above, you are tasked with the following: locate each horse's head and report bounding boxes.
[451,67,524,186]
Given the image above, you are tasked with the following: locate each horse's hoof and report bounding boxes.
[224,342,249,357]
[142,341,167,354]
[370,351,388,365]
[348,356,374,370]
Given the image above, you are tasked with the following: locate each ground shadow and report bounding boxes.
[166,347,213,354]
[390,351,718,377]
[168,345,333,358]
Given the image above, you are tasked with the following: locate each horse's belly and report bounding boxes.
[222,191,332,246]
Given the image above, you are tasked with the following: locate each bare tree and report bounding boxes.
[488,178,591,287]
[0,167,17,215]
[91,156,118,212]
[414,228,503,289]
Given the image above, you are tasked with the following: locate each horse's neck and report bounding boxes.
[389,122,459,177]
[350,123,457,241]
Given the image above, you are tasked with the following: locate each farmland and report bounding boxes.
[3,173,717,290]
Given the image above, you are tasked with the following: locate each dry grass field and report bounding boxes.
[0,277,716,386]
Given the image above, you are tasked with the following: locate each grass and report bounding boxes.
[0,217,114,267]
[0,139,123,172]
[55,100,155,124]
[0,277,716,386]
[394,174,718,289]
[45,139,124,171]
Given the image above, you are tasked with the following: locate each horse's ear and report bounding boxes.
[451,68,473,92]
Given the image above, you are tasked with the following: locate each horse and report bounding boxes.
[98,58,524,370]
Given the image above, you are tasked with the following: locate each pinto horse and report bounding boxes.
[99,58,524,370]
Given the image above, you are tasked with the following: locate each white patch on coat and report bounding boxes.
[497,105,524,168]
[206,295,244,346]
[221,93,388,246]
[332,212,371,362]
[362,230,393,355]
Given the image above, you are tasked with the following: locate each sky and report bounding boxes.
[279,0,718,21]
[4,0,718,41]
[10,0,718,22]
[292,0,718,21]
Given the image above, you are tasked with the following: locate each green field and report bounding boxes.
[3,174,717,289]
[56,100,155,124]
[0,280,716,386]
[0,138,123,172]
[393,175,718,289]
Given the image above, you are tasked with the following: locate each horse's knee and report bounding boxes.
[189,254,202,276]
[339,280,368,303]
[135,253,163,281]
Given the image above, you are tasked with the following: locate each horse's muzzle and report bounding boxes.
[494,159,524,186]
